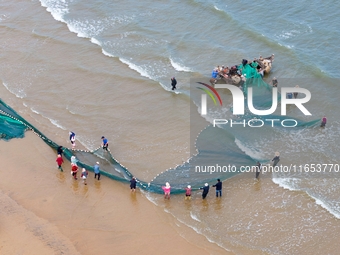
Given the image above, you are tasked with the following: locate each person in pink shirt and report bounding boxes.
[185,185,192,200]
[162,182,171,199]
[320,116,327,128]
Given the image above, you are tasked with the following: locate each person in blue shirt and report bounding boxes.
[211,69,219,79]
[94,162,101,180]
[101,136,108,151]
[212,179,222,197]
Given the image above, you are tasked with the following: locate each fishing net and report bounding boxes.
[0,92,321,194]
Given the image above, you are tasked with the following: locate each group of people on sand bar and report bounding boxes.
[55,132,108,185]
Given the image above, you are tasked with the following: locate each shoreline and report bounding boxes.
[0,131,229,254]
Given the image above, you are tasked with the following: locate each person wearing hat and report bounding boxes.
[71,163,78,180]
[200,183,210,199]
[69,131,76,149]
[101,136,108,151]
[272,152,280,167]
[162,182,171,199]
[94,162,101,180]
[185,185,192,200]
[56,154,64,172]
[171,77,177,90]
[81,168,88,185]
[130,177,137,192]
[71,156,77,166]
[212,179,222,197]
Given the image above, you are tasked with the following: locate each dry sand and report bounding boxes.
[0,131,228,255]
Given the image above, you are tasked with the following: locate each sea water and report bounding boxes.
[1,0,340,254]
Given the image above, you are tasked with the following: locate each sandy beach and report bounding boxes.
[0,131,229,255]
[2,0,340,254]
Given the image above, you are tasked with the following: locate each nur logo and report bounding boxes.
[197,83,312,116]
[196,82,223,115]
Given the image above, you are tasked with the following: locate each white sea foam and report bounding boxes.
[190,211,201,222]
[30,108,40,115]
[214,6,223,11]
[170,58,192,72]
[47,117,66,130]
[313,195,340,219]
[119,58,153,80]
[39,0,68,23]
[91,38,102,47]
[272,177,340,219]
[3,82,25,99]
[102,49,115,58]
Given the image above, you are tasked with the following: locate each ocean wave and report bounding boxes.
[28,106,67,131]
[272,177,340,219]
[39,0,68,23]
[119,58,153,80]
[170,58,192,72]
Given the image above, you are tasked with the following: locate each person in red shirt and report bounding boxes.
[71,164,78,180]
[56,154,64,172]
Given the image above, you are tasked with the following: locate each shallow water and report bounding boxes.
[1,0,340,253]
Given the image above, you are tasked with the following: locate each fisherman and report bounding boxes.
[185,185,192,200]
[71,163,78,180]
[272,77,278,87]
[200,183,210,199]
[320,116,327,128]
[101,136,108,151]
[56,154,64,172]
[171,77,177,90]
[81,168,88,185]
[57,146,64,156]
[255,161,262,179]
[211,68,219,79]
[94,162,101,180]
[162,182,171,199]
[71,135,76,149]
[251,58,258,69]
[130,177,137,192]
[69,131,75,143]
[212,179,222,197]
[272,152,280,167]
[71,156,78,166]
[293,85,299,98]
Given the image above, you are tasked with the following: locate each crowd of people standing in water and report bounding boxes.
[55,131,108,185]
[159,151,282,200]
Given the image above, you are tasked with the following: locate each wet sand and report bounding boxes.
[0,131,228,255]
